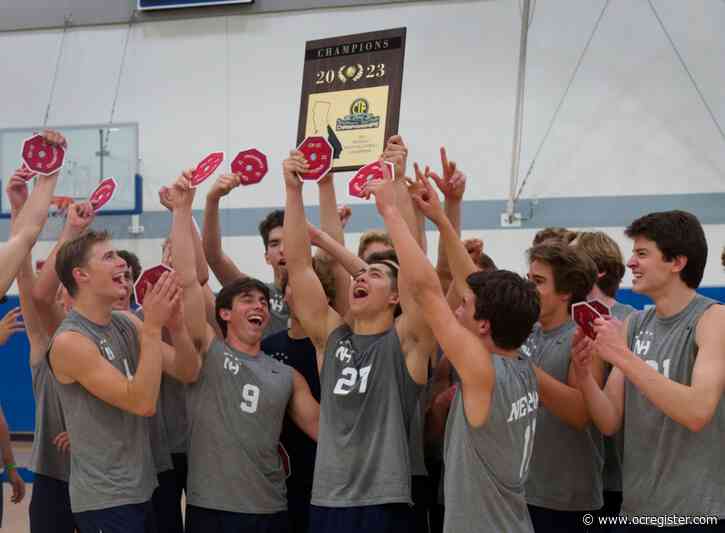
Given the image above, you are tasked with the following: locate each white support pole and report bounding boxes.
[505,0,531,225]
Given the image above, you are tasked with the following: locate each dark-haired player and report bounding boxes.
[523,241,601,531]
[574,210,725,531]
[202,174,289,336]
[167,174,319,533]
[284,148,435,532]
[369,166,541,533]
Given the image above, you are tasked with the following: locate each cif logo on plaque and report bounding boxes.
[337,99,381,131]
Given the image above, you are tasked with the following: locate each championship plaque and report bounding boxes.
[297,28,406,173]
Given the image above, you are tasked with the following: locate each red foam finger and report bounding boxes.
[89,177,118,212]
[231,149,268,186]
[297,136,333,182]
[133,263,173,307]
[21,134,66,176]
[191,151,224,188]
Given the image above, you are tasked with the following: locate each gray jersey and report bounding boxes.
[29,358,69,482]
[264,282,289,338]
[522,321,604,511]
[50,310,157,512]
[408,387,428,477]
[603,301,635,492]
[312,325,422,507]
[186,338,293,513]
[133,307,174,472]
[444,354,538,533]
[623,294,725,518]
[160,375,188,454]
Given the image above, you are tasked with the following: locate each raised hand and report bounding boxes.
[382,135,408,180]
[40,129,67,150]
[0,307,24,346]
[142,271,181,330]
[337,204,352,229]
[66,201,95,235]
[40,129,68,180]
[5,169,31,212]
[463,238,484,264]
[430,147,466,202]
[207,173,241,202]
[364,159,397,216]
[409,163,445,225]
[283,150,309,190]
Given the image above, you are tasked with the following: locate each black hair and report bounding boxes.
[117,250,142,282]
[466,269,540,350]
[258,210,285,251]
[215,277,270,337]
[625,210,707,289]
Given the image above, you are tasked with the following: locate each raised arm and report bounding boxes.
[368,171,494,426]
[316,173,351,314]
[159,187,209,287]
[309,223,367,276]
[0,155,60,297]
[202,174,245,285]
[431,147,466,293]
[50,272,180,416]
[414,167,478,300]
[167,173,213,368]
[593,306,725,433]
[283,151,343,362]
[32,202,94,327]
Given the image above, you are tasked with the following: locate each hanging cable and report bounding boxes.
[43,14,72,127]
[225,16,231,160]
[647,0,725,146]
[514,0,609,203]
[109,20,133,127]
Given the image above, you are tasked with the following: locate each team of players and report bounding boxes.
[0,130,723,533]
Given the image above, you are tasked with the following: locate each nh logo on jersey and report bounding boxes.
[224,354,240,376]
[633,330,654,356]
[99,339,115,361]
[520,343,533,358]
[335,340,355,364]
[270,293,285,314]
[507,391,539,423]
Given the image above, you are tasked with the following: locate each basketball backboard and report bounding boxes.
[0,123,141,217]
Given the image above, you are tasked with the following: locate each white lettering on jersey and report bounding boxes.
[334,340,354,364]
[633,330,654,356]
[507,391,539,423]
[224,354,240,376]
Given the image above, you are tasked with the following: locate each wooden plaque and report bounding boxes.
[297,27,406,173]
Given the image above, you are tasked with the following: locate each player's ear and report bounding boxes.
[72,266,89,285]
[479,319,491,338]
[219,308,232,322]
[671,255,688,274]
